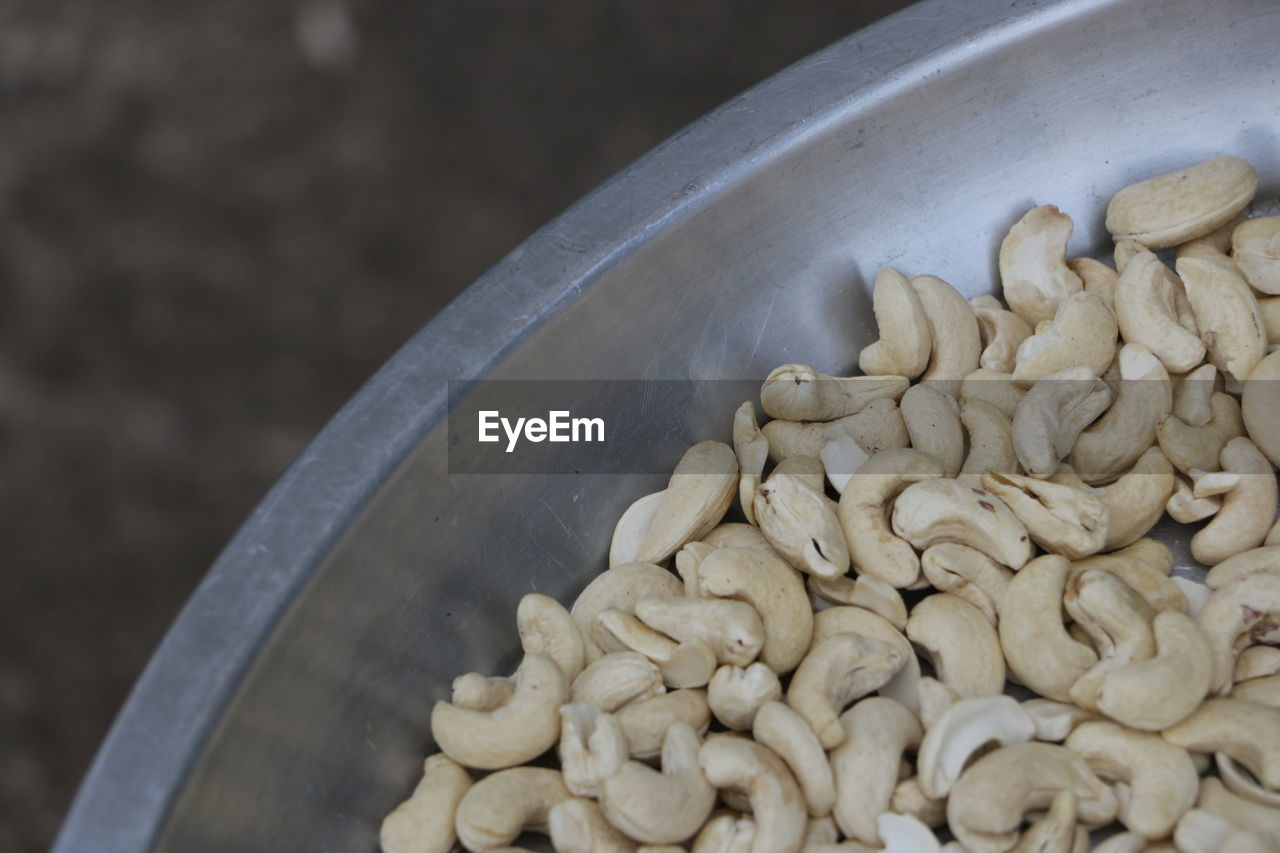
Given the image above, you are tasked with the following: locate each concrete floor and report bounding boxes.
[0,1,910,849]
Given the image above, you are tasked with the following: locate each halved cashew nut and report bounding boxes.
[1162,698,1280,790]
[548,798,637,853]
[635,596,764,667]
[999,556,1098,702]
[919,543,1013,624]
[999,205,1083,325]
[961,368,1027,419]
[760,364,907,422]
[1156,391,1244,474]
[1242,350,1280,468]
[431,653,568,770]
[637,441,738,564]
[615,689,710,761]
[859,267,933,379]
[454,766,571,851]
[916,694,1036,799]
[945,742,1115,853]
[1191,437,1278,565]
[753,700,836,818]
[971,294,1033,374]
[694,547,812,674]
[1070,343,1171,484]
[518,593,587,681]
[1233,215,1280,294]
[1064,720,1198,839]
[901,384,965,477]
[838,448,946,587]
[1068,257,1119,317]
[762,398,909,462]
[906,593,1005,698]
[733,402,768,525]
[959,399,1019,485]
[786,632,906,748]
[753,467,848,579]
[611,491,666,567]
[707,662,782,731]
[1105,155,1257,249]
[1012,291,1116,386]
[572,563,684,659]
[600,722,716,844]
[981,471,1108,559]
[830,697,923,846]
[558,703,628,798]
[1177,254,1267,384]
[380,753,472,853]
[570,652,665,711]
[1092,446,1176,551]
[1093,611,1213,730]
[891,478,1032,570]
[698,735,808,853]
[1012,366,1112,479]
[1115,249,1206,373]
[911,273,981,395]
[1197,570,1280,694]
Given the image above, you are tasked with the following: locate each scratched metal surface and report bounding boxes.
[56,0,1280,850]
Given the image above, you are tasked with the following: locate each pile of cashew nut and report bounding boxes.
[382,154,1280,853]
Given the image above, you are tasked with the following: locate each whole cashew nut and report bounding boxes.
[1093,446,1176,551]
[1070,343,1171,484]
[634,596,765,668]
[1105,155,1257,249]
[558,703,628,799]
[548,798,637,853]
[999,205,1083,326]
[572,563,684,659]
[916,694,1036,799]
[454,766,571,851]
[380,753,473,853]
[859,267,933,379]
[760,364,907,422]
[905,593,1005,698]
[1068,257,1119,318]
[707,662,783,732]
[890,478,1032,570]
[1177,254,1267,384]
[1205,546,1280,590]
[959,399,1020,486]
[1063,568,1156,712]
[830,697,924,846]
[753,466,848,579]
[981,471,1108,559]
[636,441,738,564]
[1114,249,1206,373]
[1012,366,1113,479]
[518,593,587,681]
[1242,350,1280,468]
[1190,437,1278,565]
[615,689,711,761]
[1196,570,1280,694]
[570,652,665,711]
[901,384,966,478]
[733,402,768,525]
[698,735,808,853]
[999,556,1098,702]
[786,632,906,748]
[1233,216,1280,294]
[1093,611,1213,730]
[762,398,909,463]
[600,722,716,845]
[971,294,1034,374]
[1162,698,1280,790]
[611,491,666,567]
[1156,391,1245,475]
[962,369,1027,420]
[911,273,981,395]
[1012,291,1117,386]
[752,700,836,818]
[920,543,1013,624]
[431,653,569,770]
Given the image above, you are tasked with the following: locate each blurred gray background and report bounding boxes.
[0,1,909,848]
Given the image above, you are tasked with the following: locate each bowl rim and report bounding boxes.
[53,1,1096,849]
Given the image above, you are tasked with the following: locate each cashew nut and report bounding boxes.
[1197,570,1280,694]
[1063,568,1156,712]
[919,543,1013,624]
[901,384,965,477]
[837,448,946,587]
[1198,776,1280,848]
[518,593,587,681]
[733,402,768,525]
[637,441,738,564]
[558,703,628,798]
[999,205,1083,325]
[1242,350,1280,468]
[753,700,836,818]
[1156,390,1245,474]
[916,694,1036,799]
[634,596,765,667]
[812,605,922,715]
[1190,437,1278,565]
[1218,750,1280,809]
[760,364,907,422]
[692,811,754,853]
[1012,292,1117,386]
[1070,343,1171,484]
[615,689,710,761]
[1020,698,1096,743]
[707,662,782,731]
[570,652,665,711]
[1012,365,1113,479]
[1162,697,1280,790]
[762,398,909,462]
[1009,789,1085,853]
[959,399,1019,486]
[1235,645,1280,683]
[971,294,1034,374]
[1092,446,1176,551]
[612,490,666,567]
[1068,257,1119,318]
[891,478,1032,570]
[380,753,473,853]
[600,722,716,844]
[786,632,906,748]
[961,368,1027,420]
[431,653,569,770]
[548,798,636,853]
[454,766,571,851]
[694,547,812,674]
[911,273,981,395]
[1106,155,1257,249]
[1178,254,1267,384]
[830,697,923,846]
[1172,363,1219,428]
[593,610,717,688]
[891,776,947,828]
[1168,473,1221,523]
[572,563,684,659]
[1233,215,1280,294]
[701,523,770,552]
[699,735,808,853]
[906,593,1005,698]
[753,466,848,579]
[999,556,1098,702]
[859,267,933,379]
[820,425,870,495]
[1231,674,1280,709]
[1115,249,1206,373]
[981,471,1108,558]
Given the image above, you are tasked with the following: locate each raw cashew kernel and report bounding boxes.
[1070,342,1171,484]
[762,398,909,463]
[911,273,982,395]
[760,364,907,422]
[961,369,1027,420]
[981,471,1108,559]
[999,556,1098,702]
[593,610,716,688]
[548,798,638,853]
[860,267,933,379]
[891,478,1032,570]
[1106,155,1258,249]
[959,399,1019,486]
[572,563,684,659]
[1063,568,1156,712]
[971,294,1034,374]
[558,703,628,798]
[999,205,1084,325]
[612,491,666,567]
[1177,254,1267,384]
[600,722,716,844]
[1197,570,1280,694]
[1092,446,1176,551]
[831,697,924,846]
[707,663,782,731]
[1094,611,1213,730]
[1233,215,1280,294]
[698,735,808,853]
[570,652,665,711]
[1012,366,1112,479]
[1156,391,1245,474]
[752,700,836,818]
[1168,473,1221,523]
[1115,249,1206,373]
[919,543,1013,624]
[786,632,906,748]
[1242,350,1280,468]
[1068,256,1119,317]
[753,466,848,579]
[917,694,1036,799]
[1172,363,1219,428]
[901,383,965,478]
[1162,698,1280,791]
[733,402,768,525]
[431,653,569,770]
[518,593,587,681]
[634,596,765,667]
[380,753,472,853]
[637,441,738,564]
[454,766,571,851]
[1190,438,1278,565]
[906,593,1005,698]
[1012,291,1117,386]
[615,689,711,761]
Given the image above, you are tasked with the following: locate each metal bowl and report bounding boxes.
[56,0,1280,849]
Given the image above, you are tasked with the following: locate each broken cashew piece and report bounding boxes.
[380,753,473,853]
[859,267,933,379]
[1106,155,1258,249]
[999,204,1083,325]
